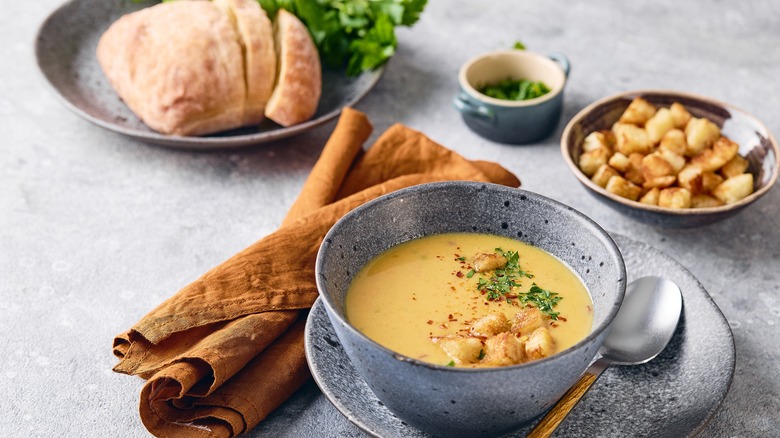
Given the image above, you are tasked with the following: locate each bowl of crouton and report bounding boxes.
[561,90,779,227]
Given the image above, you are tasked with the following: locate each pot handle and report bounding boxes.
[548,52,571,77]
[452,93,495,124]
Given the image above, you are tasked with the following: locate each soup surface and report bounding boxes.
[346,233,593,367]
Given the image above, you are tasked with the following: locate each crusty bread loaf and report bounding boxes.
[264,9,322,127]
[97,2,321,136]
[96,1,247,136]
[213,0,276,125]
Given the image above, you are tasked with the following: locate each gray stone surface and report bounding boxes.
[1,0,778,437]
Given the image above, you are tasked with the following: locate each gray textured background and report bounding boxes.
[2,0,779,436]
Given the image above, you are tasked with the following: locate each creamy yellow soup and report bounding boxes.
[345,233,593,367]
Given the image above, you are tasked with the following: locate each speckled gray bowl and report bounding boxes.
[314,181,626,437]
[561,90,779,228]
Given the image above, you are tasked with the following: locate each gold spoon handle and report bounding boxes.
[526,358,610,438]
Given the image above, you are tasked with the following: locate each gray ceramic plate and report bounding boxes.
[35,0,384,150]
[304,234,735,437]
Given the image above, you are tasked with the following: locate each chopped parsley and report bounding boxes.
[470,248,562,320]
[479,78,551,101]
[446,360,455,367]
[513,40,526,50]
[521,283,562,320]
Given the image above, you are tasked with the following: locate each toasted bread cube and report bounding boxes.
[579,146,611,177]
[582,130,613,153]
[645,108,675,144]
[639,187,661,206]
[690,150,726,173]
[713,173,754,204]
[659,187,692,209]
[524,327,556,361]
[657,148,686,173]
[592,164,621,188]
[618,97,657,126]
[721,154,749,179]
[625,152,646,185]
[483,332,525,366]
[606,175,642,201]
[702,171,725,193]
[643,176,677,190]
[685,117,721,156]
[641,152,675,181]
[430,335,484,365]
[510,306,546,336]
[677,165,703,194]
[659,129,687,156]
[691,136,739,172]
[470,313,509,338]
[608,152,631,173]
[670,102,692,129]
[472,252,507,273]
[613,123,653,156]
[691,194,725,208]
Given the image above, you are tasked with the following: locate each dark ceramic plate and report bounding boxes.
[34,0,384,150]
[561,90,779,228]
[304,234,735,437]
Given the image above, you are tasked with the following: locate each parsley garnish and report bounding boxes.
[513,41,526,50]
[258,0,428,75]
[471,249,562,319]
[521,283,562,320]
[477,349,485,360]
[446,360,455,367]
[480,78,551,101]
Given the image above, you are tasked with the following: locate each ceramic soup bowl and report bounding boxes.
[315,181,625,437]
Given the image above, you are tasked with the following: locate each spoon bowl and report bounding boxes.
[528,276,682,438]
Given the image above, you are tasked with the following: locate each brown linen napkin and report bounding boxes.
[113,108,521,437]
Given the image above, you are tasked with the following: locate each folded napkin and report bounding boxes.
[113,108,521,437]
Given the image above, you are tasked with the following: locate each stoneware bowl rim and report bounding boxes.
[315,181,626,373]
[458,49,567,108]
[561,89,780,217]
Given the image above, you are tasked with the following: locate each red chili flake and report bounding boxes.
[455,271,464,278]
[412,297,417,301]
[551,323,559,328]
[558,316,567,322]
[440,324,448,329]
[506,294,518,299]
[427,320,434,325]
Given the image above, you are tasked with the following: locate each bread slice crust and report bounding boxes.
[264,9,322,127]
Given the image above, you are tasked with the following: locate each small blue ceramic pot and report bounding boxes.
[315,182,625,437]
[454,50,570,145]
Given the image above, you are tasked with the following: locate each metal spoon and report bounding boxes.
[527,276,683,438]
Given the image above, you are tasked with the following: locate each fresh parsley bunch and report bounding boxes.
[258,0,427,75]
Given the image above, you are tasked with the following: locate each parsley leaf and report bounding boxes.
[470,249,561,319]
[258,0,427,75]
